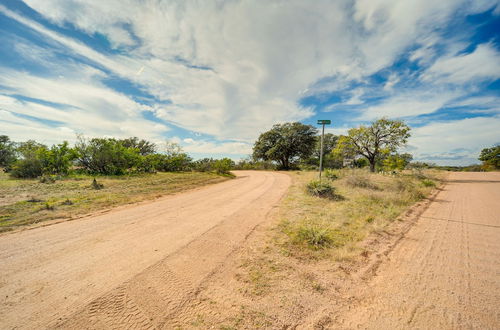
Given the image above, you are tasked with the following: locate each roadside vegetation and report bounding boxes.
[0,171,228,232]
[277,168,443,259]
[0,134,235,232]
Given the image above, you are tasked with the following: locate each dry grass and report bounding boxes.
[277,168,443,260]
[0,171,229,232]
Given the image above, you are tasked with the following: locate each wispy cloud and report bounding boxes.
[0,0,499,163]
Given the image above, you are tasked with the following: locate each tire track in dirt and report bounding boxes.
[0,171,290,330]
[333,172,500,329]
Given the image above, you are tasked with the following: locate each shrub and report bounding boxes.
[75,136,142,175]
[213,158,234,175]
[193,158,214,172]
[421,179,436,187]
[44,202,55,211]
[306,180,335,198]
[10,158,43,178]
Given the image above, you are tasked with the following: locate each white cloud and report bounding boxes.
[358,89,460,120]
[0,68,169,144]
[410,116,500,165]
[180,138,252,156]
[422,43,500,84]
[0,0,499,164]
[9,0,495,143]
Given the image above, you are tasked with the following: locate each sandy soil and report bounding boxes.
[335,172,500,329]
[1,171,498,329]
[0,171,291,329]
[156,171,499,329]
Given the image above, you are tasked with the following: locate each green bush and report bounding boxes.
[213,158,234,175]
[10,158,44,178]
[306,180,335,198]
[75,137,142,175]
[193,158,214,172]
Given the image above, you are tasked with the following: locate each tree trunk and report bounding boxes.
[369,159,376,172]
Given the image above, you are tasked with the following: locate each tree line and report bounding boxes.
[252,118,499,172]
[252,118,413,172]
[2,118,497,178]
[0,135,234,178]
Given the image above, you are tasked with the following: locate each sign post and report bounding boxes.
[317,120,331,181]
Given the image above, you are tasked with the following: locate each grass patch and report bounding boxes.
[277,169,442,259]
[306,180,337,199]
[0,171,230,232]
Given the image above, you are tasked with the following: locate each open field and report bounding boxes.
[0,171,229,232]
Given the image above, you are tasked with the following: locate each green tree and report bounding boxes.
[40,141,77,175]
[75,136,141,175]
[119,137,156,155]
[0,135,17,168]
[213,158,234,175]
[382,153,413,171]
[302,133,341,168]
[479,145,500,169]
[253,122,317,170]
[10,140,48,178]
[334,118,411,172]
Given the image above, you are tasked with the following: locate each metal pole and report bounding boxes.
[319,123,325,181]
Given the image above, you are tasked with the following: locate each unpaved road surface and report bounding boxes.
[339,172,500,329]
[0,171,290,329]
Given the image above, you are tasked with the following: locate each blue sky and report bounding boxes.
[0,0,499,165]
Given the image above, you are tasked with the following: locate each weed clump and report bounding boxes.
[44,202,55,210]
[421,179,436,187]
[91,178,104,190]
[324,169,339,180]
[306,180,335,198]
[294,224,333,249]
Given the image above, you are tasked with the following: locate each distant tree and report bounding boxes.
[382,153,413,171]
[334,118,411,172]
[75,136,141,175]
[10,140,48,178]
[0,135,17,168]
[253,122,317,170]
[302,133,341,168]
[213,158,234,175]
[119,137,156,155]
[39,141,77,175]
[479,145,500,169]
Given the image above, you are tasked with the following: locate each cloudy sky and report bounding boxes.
[0,0,499,165]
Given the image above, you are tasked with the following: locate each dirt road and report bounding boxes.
[0,171,290,329]
[338,172,500,329]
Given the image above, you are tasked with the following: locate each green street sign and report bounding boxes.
[317,120,331,125]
